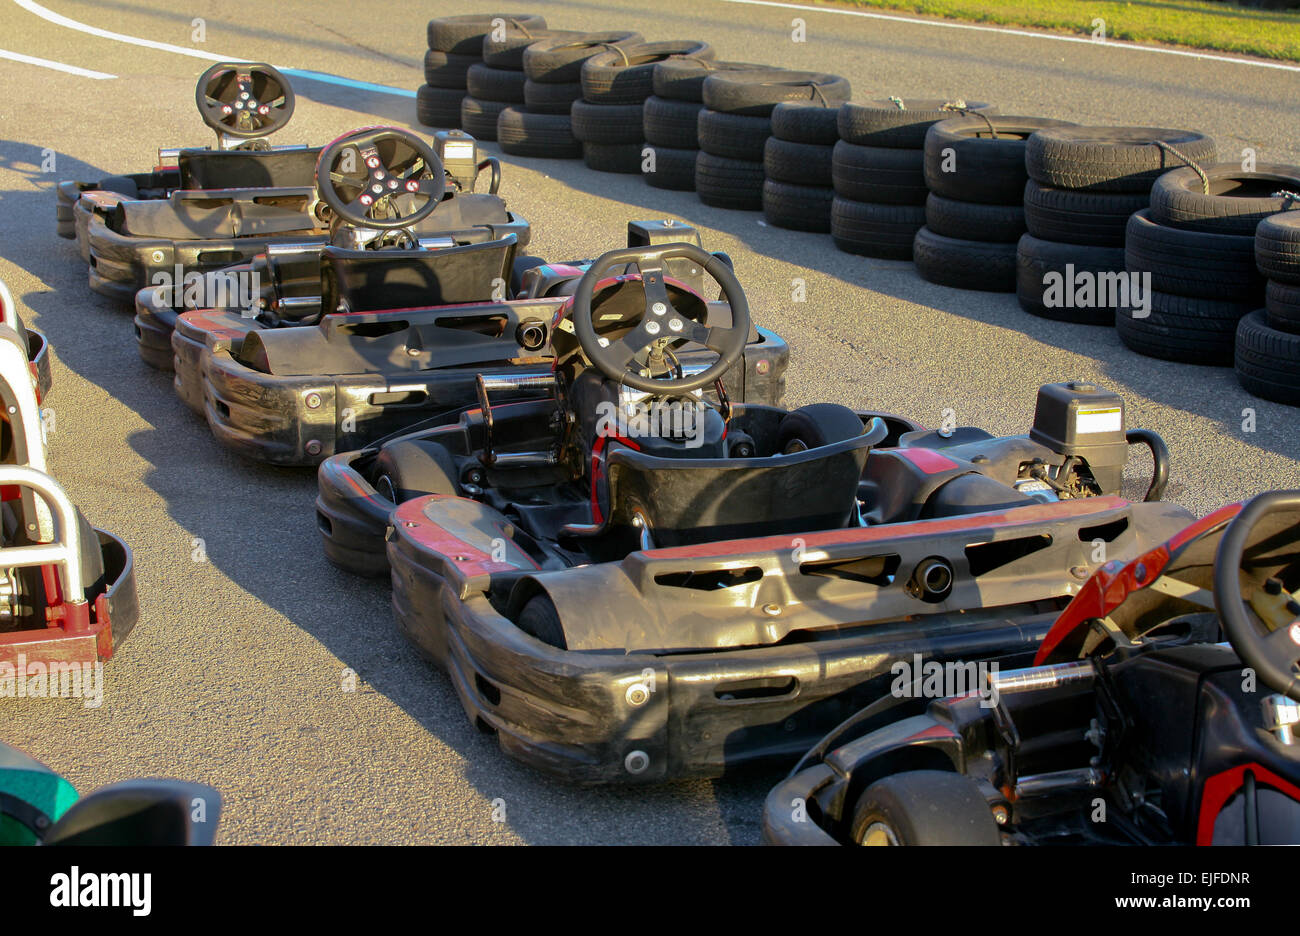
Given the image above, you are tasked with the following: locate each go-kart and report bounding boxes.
[133,124,526,376]
[762,489,1300,845]
[0,741,219,845]
[0,280,51,404]
[324,245,1189,782]
[0,324,137,668]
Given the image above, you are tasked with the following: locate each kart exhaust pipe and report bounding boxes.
[908,557,954,602]
[1014,767,1105,799]
[515,322,548,352]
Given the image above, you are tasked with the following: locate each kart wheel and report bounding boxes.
[830,197,925,260]
[923,115,1075,204]
[762,180,832,232]
[497,107,582,158]
[1234,309,1300,405]
[838,99,995,149]
[642,95,704,149]
[580,40,714,106]
[97,175,139,199]
[701,69,850,117]
[1125,210,1263,302]
[1149,163,1300,236]
[642,145,697,191]
[697,109,771,161]
[764,138,832,186]
[1022,181,1149,248]
[652,59,767,103]
[832,141,927,206]
[770,101,840,145]
[515,594,567,649]
[1025,125,1217,193]
[925,194,1025,244]
[371,441,459,505]
[695,152,764,211]
[777,404,865,453]
[1115,291,1255,365]
[913,227,1018,293]
[851,771,1002,846]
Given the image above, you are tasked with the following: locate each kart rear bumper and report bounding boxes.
[761,765,843,845]
[0,527,138,667]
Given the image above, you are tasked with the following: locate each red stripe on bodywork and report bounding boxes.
[1197,764,1300,845]
[896,448,959,474]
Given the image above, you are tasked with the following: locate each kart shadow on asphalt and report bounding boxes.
[482,144,1300,474]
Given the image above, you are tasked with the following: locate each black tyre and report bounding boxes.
[764,138,832,186]
[697,109,771,160]
[97,175,139,199]
[643,95,703,149]
[770,101,840,144]
[580,40,714,105]
[1023,181,1148,247]
[523,79,582,114]
[515,594,568,649]
[570,100,645,144]
[372,440,460,504]
[465,63,526,104]
[416,84,465,129]
[695,152,764,210]
[1255,211,1300,286]
[1149,163,1300,236]
[850,771,1002,846]
[1266,279,1300,334]
[1015,234,1126,325]
[925,194,1025,244]
[924,115,1077,204]
[838,99,996,148]
[460,96,508,140]
[1235,309,1300,405]
[653,59,769,102]
[583,142,645,174]
[428,13,546,55]
[777,404,865,452]
[522,31,643,83]
[1115,291,1255,365]
[1025,126,1217,193]
[832,141,926,205]
[497,107,583,158]
[913,227,1018,292]
[643,145,697,190]
[511,255,548,296]
[702,69,850,117]
[423,50,477,89]
[483,27,581,69]
[1125,209,1263,301]
[762,180,833,232]
[830,198,926,260]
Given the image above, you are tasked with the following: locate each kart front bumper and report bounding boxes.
[0,528,138,667]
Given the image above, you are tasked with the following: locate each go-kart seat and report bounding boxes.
[176,147,323,189]
[320,233,518,314]
[111,187,318,239]
[563,419,884,553]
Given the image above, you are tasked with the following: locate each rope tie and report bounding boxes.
[888,95,905,110]
[596,41,630,66]
[505,17,534,39]
[1151,140,1210,194]
[1273,189,1300,208]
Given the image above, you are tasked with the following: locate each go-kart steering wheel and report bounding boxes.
[195,62,295,138]
[572,243,751,394]
[1214,489,1300,702]
[315,127,445,230]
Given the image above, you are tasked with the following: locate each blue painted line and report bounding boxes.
[280,68,417,98]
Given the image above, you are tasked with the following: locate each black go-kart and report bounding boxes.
[135,127,777,467]
[317,242,1189,782]
[763,489,1300,845]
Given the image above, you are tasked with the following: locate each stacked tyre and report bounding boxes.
[514,33,640,168]
[1238,209,1300,404]
[1119,163,1292,364]
[761,103,840,232]
[914,116,1075,291]
[832,99,994,260]
[1018,126,1216,325]
[573,40,714,174]
[643,60,764,191]
[419,13,546,130]
[492,26,587,156]
[697,70,850,211]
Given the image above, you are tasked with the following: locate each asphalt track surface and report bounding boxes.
[1,0,1298,846]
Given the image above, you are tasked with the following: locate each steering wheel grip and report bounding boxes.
[571,242,752,394]
[314,127,444,230]
[195,62,295,138]
[1213,489,1300,702]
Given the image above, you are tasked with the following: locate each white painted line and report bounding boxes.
[718,0,1300,73]
[0,47,114,78]
[13,0,227,61]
